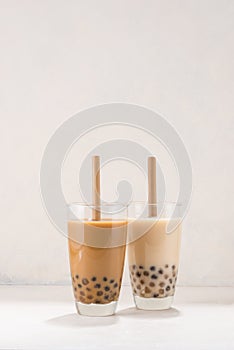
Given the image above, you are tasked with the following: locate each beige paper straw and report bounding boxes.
[148,156,157,217]
[92,156,101,221]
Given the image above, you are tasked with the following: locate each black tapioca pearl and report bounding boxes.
[95,300,101,304]
[169,278,173,284]
[80,296,85,303]
[80,291,85,296]
[150,266,156,271]
[113,292,117,297]
[164,274,169,279]
[103,277,108,282]
[166,286,170,291]
[77,284,82,288]
[82,278,89,285]
[131,271,134,275]
[74,287,77,291]
[113,282,118,288]
[159,289,164,295]
[145,286,151,294]
[133,289,137,294]
[172,265,176,270]
[136,284,141,290]
[140,280,145,284]
[143,271,149,276]
[104,286,110,292]
[86,287,91,291]
[132,265,136,270]
[75,275,79,279]
[91,276,96,282]
[172,285,175,289]
[97,290,103,296]
[153,293,159,298]
[165,264,169,268]
[87,295,93,300]
[173,272,176,277]
[151,274,157,279]
[94,283,101,289]
[133,278,136,282]
[158,269,163,274]
[159,282,165,287]
[104,295,109,300]
[139,265,144,269]
[110,279,114,284]
[149,282,155,287]
[136,271,141,278]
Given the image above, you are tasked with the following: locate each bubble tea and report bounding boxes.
[128,204,182,310]
[67,156,127,316]
[68,204,127,316]
[127,157,182,310]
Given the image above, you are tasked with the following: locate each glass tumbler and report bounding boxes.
[127,202,182,310]
[67,203,127,316]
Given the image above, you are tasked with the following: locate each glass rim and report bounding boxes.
[129,201,183,207]
[67,202,128,209]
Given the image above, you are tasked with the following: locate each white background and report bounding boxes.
[0,0,234,286]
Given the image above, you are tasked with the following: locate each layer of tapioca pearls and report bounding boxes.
[129,264,178,298]
[72,274,122,304]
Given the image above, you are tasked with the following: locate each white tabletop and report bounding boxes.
[0,285,233,349]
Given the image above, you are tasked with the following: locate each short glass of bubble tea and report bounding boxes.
[127,202,182,310]
[67,203,128,316]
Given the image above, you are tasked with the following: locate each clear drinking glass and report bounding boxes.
[127,202,182,310]
[67,203,127,316]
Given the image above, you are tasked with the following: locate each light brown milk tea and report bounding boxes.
[68,220,127,305]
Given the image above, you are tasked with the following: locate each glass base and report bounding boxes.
[75,301,117,317]
[134,295,173,310]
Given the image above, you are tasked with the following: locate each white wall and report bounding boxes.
[0,0,234,286]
